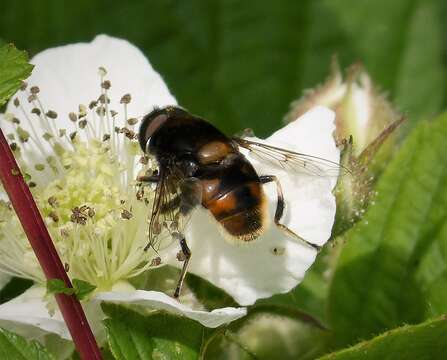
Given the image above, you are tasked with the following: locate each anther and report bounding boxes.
[48,196,58,207]
[46,110,58,119]
[127,118,138,126]
[17,127,30,142]
[101,80,111,90]
[70,206,88,225]
[31,108,41,116]
[271,247,285,256]
[49,211,59,222]
[87,208,95,218]
[68,112,77,122]
[30,86,40,94]
[120,94,131,104]
[176,251,186,262]
[150,257,161,266]
[121,209,133,220]
[96,107,106,116]
[79,120,87,129]
[78,104,87,118]
[98,94,109,104]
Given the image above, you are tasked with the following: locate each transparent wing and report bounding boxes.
[232,137,349,177]
[178,177,203,215]
[145,169,202,252]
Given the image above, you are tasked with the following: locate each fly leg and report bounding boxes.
[136,173,159,202]
[136,174,159,183]
[259,175,321,251]
[174,235,191,298]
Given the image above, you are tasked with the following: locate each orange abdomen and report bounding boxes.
[201,179,266,241]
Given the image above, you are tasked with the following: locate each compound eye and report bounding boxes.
[139,113,168,151]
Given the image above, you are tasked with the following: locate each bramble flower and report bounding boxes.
[0,35,339,348]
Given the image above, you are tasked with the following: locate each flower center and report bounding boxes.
[0,68,164,292]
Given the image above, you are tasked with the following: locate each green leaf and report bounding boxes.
[0,44,33,107]
[46,278,96,300]
[72,278,96,300]
[391,0,444,127]
[0,277,33,304]
[0,327,54,360]
[415,229,447,318]
[328,112,447,347]
[318,316,447,360]
[102,303,216,360]
[46,278,75,296]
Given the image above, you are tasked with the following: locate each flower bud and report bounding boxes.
[285,60,404,234]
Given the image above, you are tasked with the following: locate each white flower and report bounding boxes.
[0,35,338,347]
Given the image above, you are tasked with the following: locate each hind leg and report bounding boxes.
[259,175,321,251]
[174,236,192,298]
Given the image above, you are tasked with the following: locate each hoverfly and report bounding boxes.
[137,106,342,298]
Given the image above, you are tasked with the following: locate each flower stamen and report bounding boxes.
[0,67,165,293]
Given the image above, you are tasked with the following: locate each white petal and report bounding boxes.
[169,106,339,305]
[94,290,247,328]
[0,286,70,340]
[0,286,245,340]
[249,106,339,245]
[1,34,176,190]
[1,34,176,144]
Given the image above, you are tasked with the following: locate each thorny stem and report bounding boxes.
[0,129,103,360]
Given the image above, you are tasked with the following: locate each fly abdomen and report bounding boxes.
[205,181,267,242]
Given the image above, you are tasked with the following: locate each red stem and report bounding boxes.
[0,129,103,359]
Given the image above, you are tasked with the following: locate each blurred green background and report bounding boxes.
[1,0,445,137]
[2,1,447,359]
